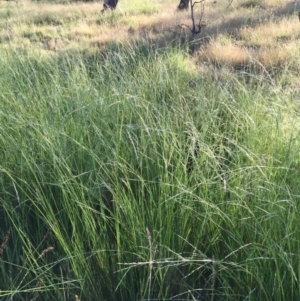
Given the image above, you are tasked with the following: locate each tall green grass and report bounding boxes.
[0,44,300,301]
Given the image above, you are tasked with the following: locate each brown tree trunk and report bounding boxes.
[177,0,189,10]
[103,0,118,10]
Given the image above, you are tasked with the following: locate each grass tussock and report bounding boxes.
[1,44,300,301]
[1,1,300,301]
[197,35,251,67]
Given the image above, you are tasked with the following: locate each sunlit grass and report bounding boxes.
[197,34,251,67]
[239,16,300,47]
[1,1,300,301]
[1,0,299,69]
[1,42,300,300]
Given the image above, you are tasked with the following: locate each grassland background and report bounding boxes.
[1,0,300,300]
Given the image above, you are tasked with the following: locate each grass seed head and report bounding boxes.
[40,246,54,257]
[75,294,81,301]
[0,227,12,255]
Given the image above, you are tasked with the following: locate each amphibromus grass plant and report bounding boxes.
[0,3,300,300]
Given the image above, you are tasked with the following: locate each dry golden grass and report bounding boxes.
[257,42,299,69]
[197,1,300,69]
[239,17,300,47]
[0,0,299,69]
[198,35,251,67]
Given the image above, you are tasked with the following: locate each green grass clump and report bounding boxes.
[0,43,300,301]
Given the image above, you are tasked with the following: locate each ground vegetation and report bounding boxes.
[1,0,300,300]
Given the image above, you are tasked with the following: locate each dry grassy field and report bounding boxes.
[1,0,299,68]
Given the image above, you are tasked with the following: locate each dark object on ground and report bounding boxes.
[103,0,118,10]
[178,0,189,10]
